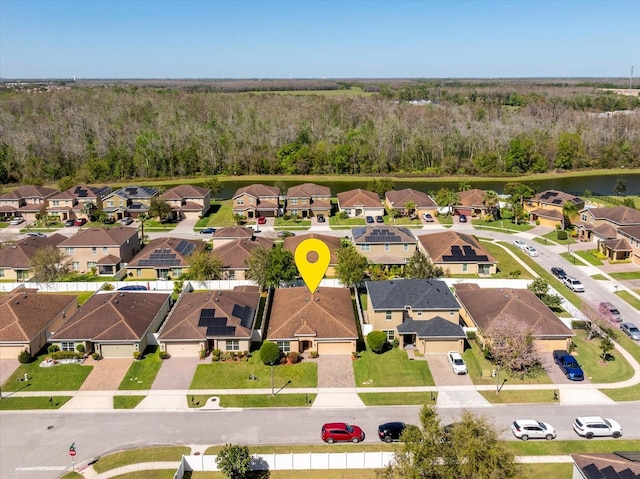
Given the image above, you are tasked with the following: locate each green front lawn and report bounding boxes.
[189,393,316,408]
[610,271,640,280]
[2,354,93,392]
[328,216,366,227]
[601,383,640,401]
[196,200,236,228]
[570,330,634,383]
[615,290,640,309]
[353,347,434,387]
[480,240,535,280]
[359,391,437,405]
[92,446,190,474]
[480,390,557,404]
[540,231,576,245]
[113,395,146,409]
[562,250,604,266]
[274,217,311,227]
[118,347,163,390]
[508,439,640,455]
[471,217,533,232]
[190,354,317,389]
[0,396,72,410]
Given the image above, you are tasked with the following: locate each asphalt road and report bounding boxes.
[1,403,639,479]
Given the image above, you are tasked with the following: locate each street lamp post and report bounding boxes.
[270,362,274,396]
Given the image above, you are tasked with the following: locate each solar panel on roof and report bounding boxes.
[618,469,637,479]
[232,304,255,328]
[175,240,195,256]
[552,199,563,204]
[206,326,236,336]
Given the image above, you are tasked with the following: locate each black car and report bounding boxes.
[551,267,567,280]
[277,231,295,238]
[366,216,375,224]
[375,215,384,223]
[459,214,467,223]
[378,422,406,443]
[64,219,75,227]
[316,213,326,223]
[200,227,216,234]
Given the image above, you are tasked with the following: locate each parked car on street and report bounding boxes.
[9,217,25,225]
[573,416,622,439]
[321,423,365,443]
[25,232,46,238]
[599,301,622,323]
[553,350,584,381]
[366,216,374,224]
[620,322,640,341]
[513,239,526,249]
[563,276,585,292]
[511,419,556,441]
[378,422,406,443]
[422,213,434,222]
[447,351,467,375]
[199,227,216,234]
[551,267,567,280]
[525,245,539,257]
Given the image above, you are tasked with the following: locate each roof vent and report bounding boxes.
[120,293,125,297]
[114,299,119,304]
[217,291,222,295]
[215,298,219,302]
[316,297,320,301]
[14,301,19,305]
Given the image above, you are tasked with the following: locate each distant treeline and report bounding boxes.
[0,79,638,185]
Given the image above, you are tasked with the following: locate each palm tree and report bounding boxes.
[403,200,416,218]
[482,190,500,220]
[434,188,460,216]
[562,201,579,230]
[458,180,472,192]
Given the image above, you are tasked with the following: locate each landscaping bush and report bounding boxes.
[51,351,83,360]
[392,338,400,348]
[159,351,169,359]
[48,344,60,353]
[133,351,142,360]
[309,350,319,358]
[91,352,102,360]
[466,331,476,341]
[287,351,300,364]
[18,349,31,364]
[199,348,207,359]
[260,341,281,365]
[76,344,85,354]
[556,230,568,240]
[367,330,389,354]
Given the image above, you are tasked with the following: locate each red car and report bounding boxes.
[73,218,87,227]
[257,216,267,224]
[321,422,365,444]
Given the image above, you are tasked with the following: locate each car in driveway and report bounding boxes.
[375,215,384,223]
[511,419,556,441]
[9,217,25,225]
[447,351,467,375]
[563,276,585,292]
[599,301,622,323]
[257,216,267,225]
[620,322,640,340]
[513,239,526,249]
[458,214,467,223]
[553,350,584,381]
[316,213,325,223]
[199,227,216,235]
[551,267,567,280]
[525,245,539,257]
[422,213,434,222]
[64,219,76,227]
[573,416,622,439]
[321,422,365,443]
[366,216,374,224]
[73,218,87,227]
[378,422,406,443]
[277,230,295,238]
[120,217,133,226]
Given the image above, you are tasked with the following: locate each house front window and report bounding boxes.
[92,247,97,255]
[103,247,108,254]
[53,200,59,206]
[236,198,244,205]
[65,247,75,255]
[385,311,392,321]
[87,261,96,270]
[72,262,79,270]
[462,263,468,272]
[479,264,491,275]
[361,244,370,252]
[403,244,409,251]
[226,340,239,351]
[384,244,390,251]
[173,268,183,277]
[276,340,291,352]
[228,271,236,280]
[136,269,142,277]
[383,330,395,342]
[0,269,4,278]
[107,200,114,207]
[61,342,75,352]
[290,198,298,205]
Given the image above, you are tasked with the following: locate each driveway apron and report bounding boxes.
[0,358,20,385]
[151,357,200,390]
[312,355,364,408]
[79,357,132,391]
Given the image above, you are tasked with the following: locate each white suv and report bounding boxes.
[563,276,585,292]
[447,351,467,375]
[513,239,526,249]
[511,419,556,441]
[573,416,622,439]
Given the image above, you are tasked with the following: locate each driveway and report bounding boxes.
[79,357,132,391]
[423,353,473,387]
[152,357,200,390]
[0,358,20,385]
[317,355,355,388]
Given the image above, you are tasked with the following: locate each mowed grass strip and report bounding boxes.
[0,396,71,410]
[601,383,640,401]
[190,355,317,389]
[113,395,146,409]
[616,290,640,310]
[508,439,640,455]
[359,392,437,406]
[3,355,93,392]
[92,446,190,474]
[480,390,556,404]
[118,347,163,390]
[189,393,317,408]
[108,471,176,479]
[353,347,434,387]
[571,329,634,383]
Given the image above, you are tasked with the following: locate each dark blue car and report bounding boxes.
[553,350,584,381]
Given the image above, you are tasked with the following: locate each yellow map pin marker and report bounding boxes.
[294,238,331,293]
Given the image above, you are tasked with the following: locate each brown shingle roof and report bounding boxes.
[385,189,436,208]
[128,237,203,268]
[0,185,58,200]
[0,234,66,269]
[587,205,640,225]
[212,226,255,239]
[233,184,280,198]
[529,208,564,220]
[534,190,583,207]
[58,227,138,247]
[213,237,274,269]
[417,231,496,264]
[283,233,341,265]
[286,183,330,198]
[159,289,260,340]
[0,290,77,342]
[337,189,381,208]
[457,189,487,207]
[453,285,573,337]
[159,184,210,200]
[267,287,357,340]
[619,225,640,241]
[50,292,169,341]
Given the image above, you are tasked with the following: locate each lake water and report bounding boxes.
[210,172,640,199]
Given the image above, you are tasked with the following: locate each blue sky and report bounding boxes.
[1,0,638,79]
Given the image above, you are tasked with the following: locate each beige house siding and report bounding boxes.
[210,338,252,353]
[162,341,204,357]
[536,338,571,352]
[359,243,416,262]
[419,339,464,354]
[368,308,457,332]
[537,216,560,228]
[0,344,27,359]
[438,262,497,276]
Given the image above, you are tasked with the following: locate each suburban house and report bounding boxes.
[126,237,203,280]
[0,185,58,224]
[351,226,417,265]
[211,226,255,247]
[57,226,142,275]
[454,189,488,218]
[365,279,465,353]
[267,286,358,355]
[102,185,159,220]
[283,233,341,277]
[453,283,574,352]
[524,190,585,228]
[575,205,640,243]
[46,185,111,221]
[0,234,67,281]
[158,184,211,220]
[232,184,280,219]
[212,237,274,280]
[285,183,331,218]
[571,453,640,479]
[158,286,261,357]
[417,231,497,275]
[616,226,640,265]
[385,188,437,218]
[0,288,79,359]
[337,188,384,218]
[49,291,171,358]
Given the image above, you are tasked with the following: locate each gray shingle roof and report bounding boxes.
[397,316,465,339]
[366,279,460,310]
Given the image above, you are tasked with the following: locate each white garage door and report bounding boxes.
[100,343,136,358]
[423,340,459,354]
[317,342,352,355]
[164,342,201,358]
[0,345,27,359]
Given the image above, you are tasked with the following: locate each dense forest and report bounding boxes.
[0,79,639,186]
